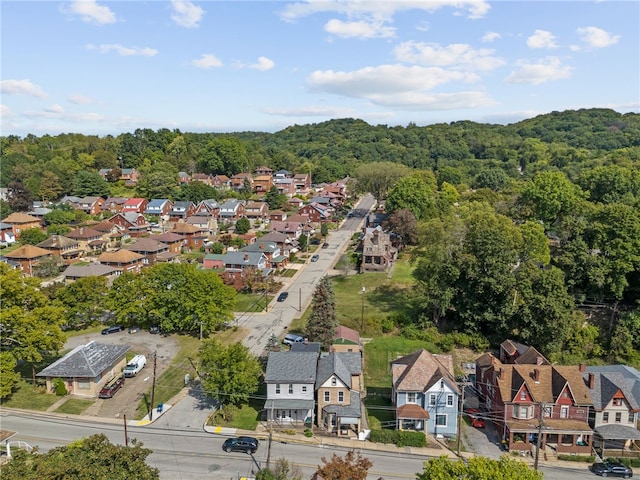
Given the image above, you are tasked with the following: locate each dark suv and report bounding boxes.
[222,436,259,454]
[590,461,633,478]
[101,324,124,335]
[98,375,125,399]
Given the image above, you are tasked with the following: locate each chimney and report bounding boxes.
[533,368,540,383]
[579,363,586,372]
[588,373,595,390]
[244,253,249,262]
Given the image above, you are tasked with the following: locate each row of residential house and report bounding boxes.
[97,167,314,197]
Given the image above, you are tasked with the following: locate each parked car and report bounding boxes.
[123,354,147,377]
[128,326,140,334]
[101,325,124,335]
[222,436,259,454]
[99,375,125,399]
[310,254,319,262]
[277,291,289,302]
[590,461,633,478]
[465,408,486,428]
[322,242,329,249]
[149,325,160,334]
[283,333,304,346]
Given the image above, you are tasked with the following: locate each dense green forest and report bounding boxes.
[2,107,640,367]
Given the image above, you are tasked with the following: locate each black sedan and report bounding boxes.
[222,437,258,454]
[277,292,289,302]
[101,325,124,334]
[590,461,633,478]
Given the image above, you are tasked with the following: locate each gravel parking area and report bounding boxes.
[65,330,181,420]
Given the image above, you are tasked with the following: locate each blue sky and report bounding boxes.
[1,0,638,137]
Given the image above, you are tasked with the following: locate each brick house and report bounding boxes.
[122,197,149,214]
[3,245,53,276]
[1,212,42,239]
[98,249,145,274]
[475,352,593,455]
[76,196,105,216]
[36,235,82,264]
[359,227,397,273]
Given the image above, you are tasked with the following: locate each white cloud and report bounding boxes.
[324,19,395,39]
[67,94,93,105]
[527,30,558,49]
[505,57,573,85]
[0,79,48,98]
[394,41,505,71]
[482,31,501,43]
[248,57,275,71]
[86,44,158,56]
[307,64,478,99]
[45,104,65,114]
[171,0,204,29]
[577,26,620,48]
[0,104,12,118]
[191,54,223,69]
[368,91,495,110]
[280,1,490,22]
[66,0,116,25]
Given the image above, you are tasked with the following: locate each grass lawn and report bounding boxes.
[0,380,60,411]
[364,336,441,388]
[54,397,94,415]
[364,388,395,430]
[235,293,268,312]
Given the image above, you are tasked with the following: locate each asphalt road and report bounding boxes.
[237,194,376,357]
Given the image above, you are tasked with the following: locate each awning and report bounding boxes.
[595,424,640,440]
[264,399,314,411]
[396,403,429,419]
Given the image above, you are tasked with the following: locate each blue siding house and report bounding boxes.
[391,349,460,438]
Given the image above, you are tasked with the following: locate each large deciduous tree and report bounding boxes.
[353,161,411,201]
[417,455,542,480]
[0,433,159,479]
[53,276,109,329]
[315,450,372,480]
[198,339,261,405]
[385,171,439,220]
[19,227,48,245]
[384,208,419,249]
[0,263,66,389]
[520,170,586,226]
[7,181,33,211]
[136,161,178,199]
[306,276,338,350]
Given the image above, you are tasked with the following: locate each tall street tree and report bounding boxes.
[315,450,372,480]
[417,455,542,480]
[306,276,338,350]
[198,339,261,405]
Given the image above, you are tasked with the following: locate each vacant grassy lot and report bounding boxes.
[0,380,59,411]
[55,398,94,415]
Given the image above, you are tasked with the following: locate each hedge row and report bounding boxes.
[606,457,640,468]
[369,429,427,448]
[557,454,595,463]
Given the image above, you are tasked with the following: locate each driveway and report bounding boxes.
[461,385,503,459]
[65,330,181,419]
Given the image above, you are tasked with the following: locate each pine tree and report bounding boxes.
[306,276,338,350]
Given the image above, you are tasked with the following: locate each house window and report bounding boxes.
[407,392,417,404]
[275,384,281,394]
[302,386,307,393]
[603,412,609,423]
[612,398,623,406]
[288,384,293,395]
[520,391,527,400]
[338,392,344,402]
[560,406,568,418]
[78,380,90,390]
[629,413,635,423]
[429,394,436,406]
[615,412,622,423]
[435,414,447,426]
[331,377,337,386]
[519,406,532,419]
[447,394,454,407]
[543,406,552,417]
[324,391,330,402]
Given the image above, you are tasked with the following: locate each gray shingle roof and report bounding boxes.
[264,351,317,383]
[322,390,362,417]
[37,341,130,378]
[584,365,640,411]
[316,352,362,389]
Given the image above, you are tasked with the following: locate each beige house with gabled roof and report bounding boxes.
[36,234,81,263]
[4,244,53,276]
[1,212,42,239]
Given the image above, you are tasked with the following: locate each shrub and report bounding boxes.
[369,429,426,447]
[558,454,595,463]
[304,428,313,438]
[53,377,67,396]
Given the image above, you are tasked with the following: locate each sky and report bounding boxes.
[1,0,639,138]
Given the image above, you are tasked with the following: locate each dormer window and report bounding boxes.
[612,398,623,406]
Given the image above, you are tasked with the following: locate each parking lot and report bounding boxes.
[65,329,181,419]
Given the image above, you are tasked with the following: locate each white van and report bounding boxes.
[283,334,305,347]
[123,354,146,377]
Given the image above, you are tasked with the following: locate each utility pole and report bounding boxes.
[457,376,466,457]
[124,414,129,446]
[149,352,157,421]
[534,402,544,470]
